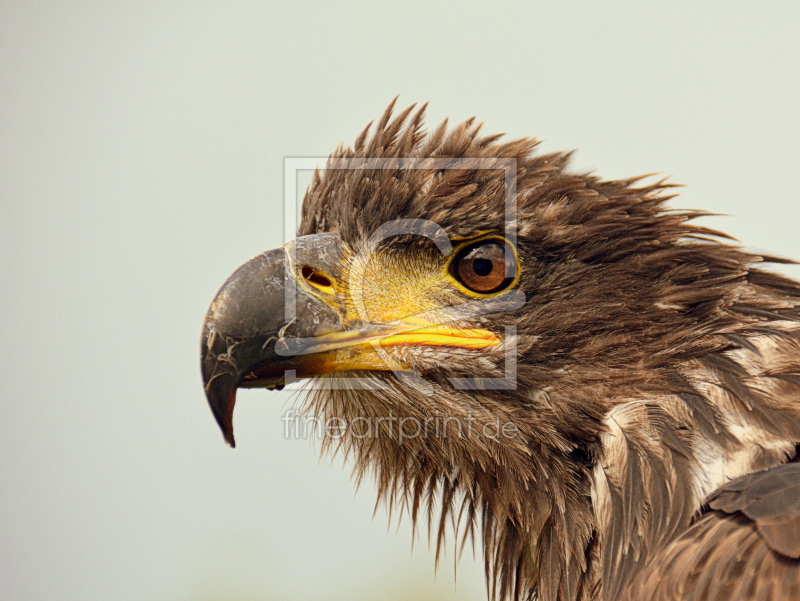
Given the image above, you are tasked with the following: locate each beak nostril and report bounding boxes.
[301,266,333,289]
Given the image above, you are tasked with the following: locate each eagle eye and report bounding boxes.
[451,239,517,294]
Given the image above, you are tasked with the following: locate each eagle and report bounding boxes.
[200,100,800,601]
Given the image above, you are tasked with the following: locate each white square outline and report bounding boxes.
[282,157,519,390]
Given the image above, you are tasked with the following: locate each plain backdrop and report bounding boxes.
[1,2,799,600]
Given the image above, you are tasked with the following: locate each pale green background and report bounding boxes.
[1,2,799,600]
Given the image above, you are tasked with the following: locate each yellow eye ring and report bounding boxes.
[445,235,520,297]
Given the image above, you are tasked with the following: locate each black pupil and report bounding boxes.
[452,239,516,294]
[473,258,493,277]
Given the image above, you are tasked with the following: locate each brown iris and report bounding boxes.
[451,239,517,293]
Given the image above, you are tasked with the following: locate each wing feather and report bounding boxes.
[622,463,800,601]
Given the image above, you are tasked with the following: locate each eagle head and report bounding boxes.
[200,100,800,601]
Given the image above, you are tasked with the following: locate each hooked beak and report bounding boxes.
[201,233,506,447]
[200,234,344,447]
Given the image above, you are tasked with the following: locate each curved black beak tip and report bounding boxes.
[200,248,291,449]
[205,372,238,448]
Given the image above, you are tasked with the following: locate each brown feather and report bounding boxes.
[625,464,800,600]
